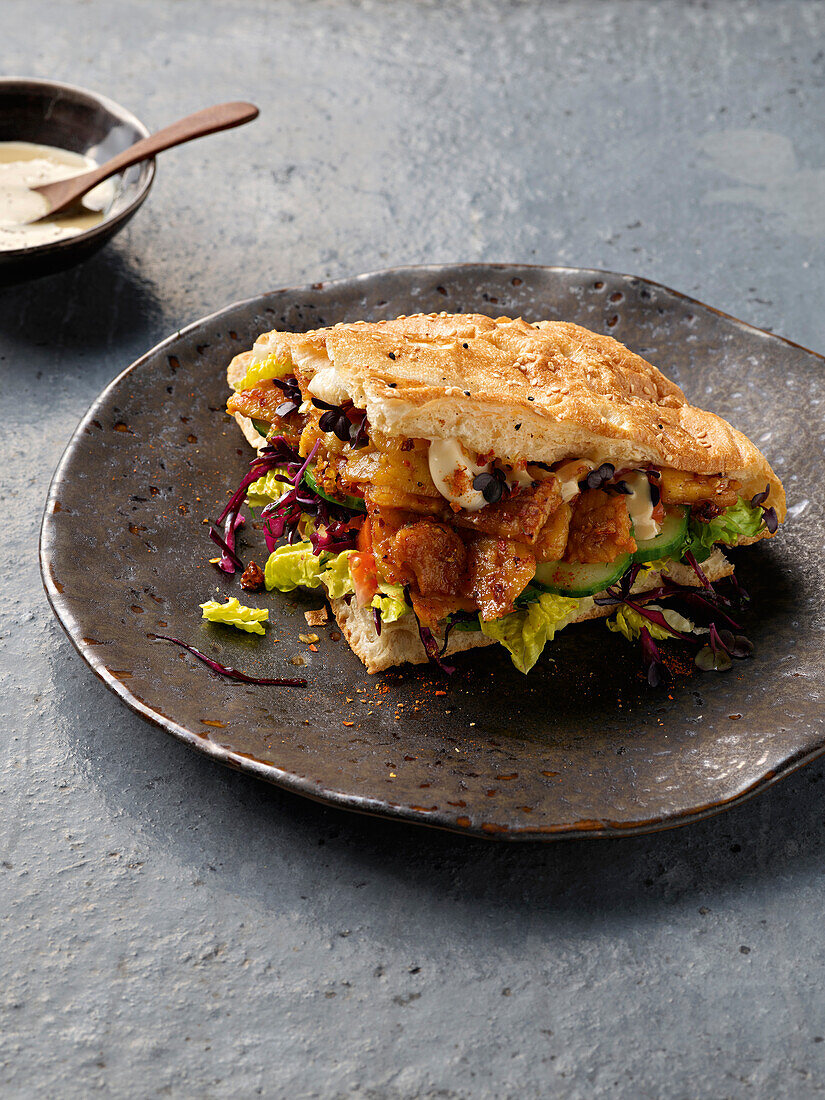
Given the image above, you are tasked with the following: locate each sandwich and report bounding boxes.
[219,312,785,680]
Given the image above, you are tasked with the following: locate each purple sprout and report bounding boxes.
[579,462,616,492]
[750,484,779,533]
[154,636,306,686]
[403,585,455,675]
[472,468,508,504]
[639,627,667,687]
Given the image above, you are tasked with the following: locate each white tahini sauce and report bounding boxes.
[0,142,116,251]
[428,439,492,512]
[428,441,557,511]
[624,471,660,540]
[559,460,594,502]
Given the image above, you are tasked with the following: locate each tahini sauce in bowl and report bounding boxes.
[0,141,116,251]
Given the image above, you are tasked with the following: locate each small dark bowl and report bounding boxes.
[0,78,155,285]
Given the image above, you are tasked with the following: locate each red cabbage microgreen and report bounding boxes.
[270,375,303,418]
[682,549,711,589]
[153,635,306,686]
[291,438,320,490]
[639,626,667,687]
[596,558,754,684]
[208,521,244,571]
[695,623,754,671]
[472,468,509,504]
[579,462,616,492]
[312,398,370,449]
[403,585,455,675]
[750,483,779,533]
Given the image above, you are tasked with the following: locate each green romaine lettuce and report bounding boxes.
[683,496,765,562]
[246,468,291,508]
[607,604,697,643]
[234,352,294,393]
[319,550,357,598]
[200,597,269,634]
[372,583,408,624]
[264,543,323,592]
[263,542,412,625]
[479,592,579,674]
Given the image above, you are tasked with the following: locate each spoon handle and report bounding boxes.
[35,101,259,213]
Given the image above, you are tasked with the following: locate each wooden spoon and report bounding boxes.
[29,101,259,220]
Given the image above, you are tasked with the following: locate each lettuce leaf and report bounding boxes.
[319,550,357,598]
[264,542,356,598]
[318,555,408,619]
[264,543,324,592]
[638,557,674,576]
[200,597,269,634]
[263,542,411,623]
[607,604,697,644]
[683,497,766,562]
[246,468,292,508]
[480,593,579,674]
[372,583,408,624]
[234,352,294,393]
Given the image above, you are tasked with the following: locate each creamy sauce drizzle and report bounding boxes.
[427,440,545,511]
[428,439,490,511]
[559,461,594,502]
[0,142,116,251]
[624,471,660,540]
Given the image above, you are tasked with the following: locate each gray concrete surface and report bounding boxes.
[2,1,825,1096]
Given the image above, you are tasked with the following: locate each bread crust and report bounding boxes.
[331,550,734,673]
[230,312,786,521]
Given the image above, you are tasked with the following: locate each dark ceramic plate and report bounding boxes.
[0,78,154,285]
[40,264,824,839]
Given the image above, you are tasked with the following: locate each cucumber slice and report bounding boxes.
[304,467,366,513]
[632,506,689,564]
[251,418,271,438]
[533,554,632,597]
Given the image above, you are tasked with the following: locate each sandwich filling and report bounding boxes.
[225,346,777,673]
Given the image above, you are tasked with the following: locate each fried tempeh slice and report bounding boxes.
[392,520,467,596]
[659,468,741,509]
[451,479,562,543]
[466,535,536,620]
[565,489,637,564]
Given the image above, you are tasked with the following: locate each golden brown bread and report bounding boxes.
[228,311,786,523]
[330,550,735,674]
